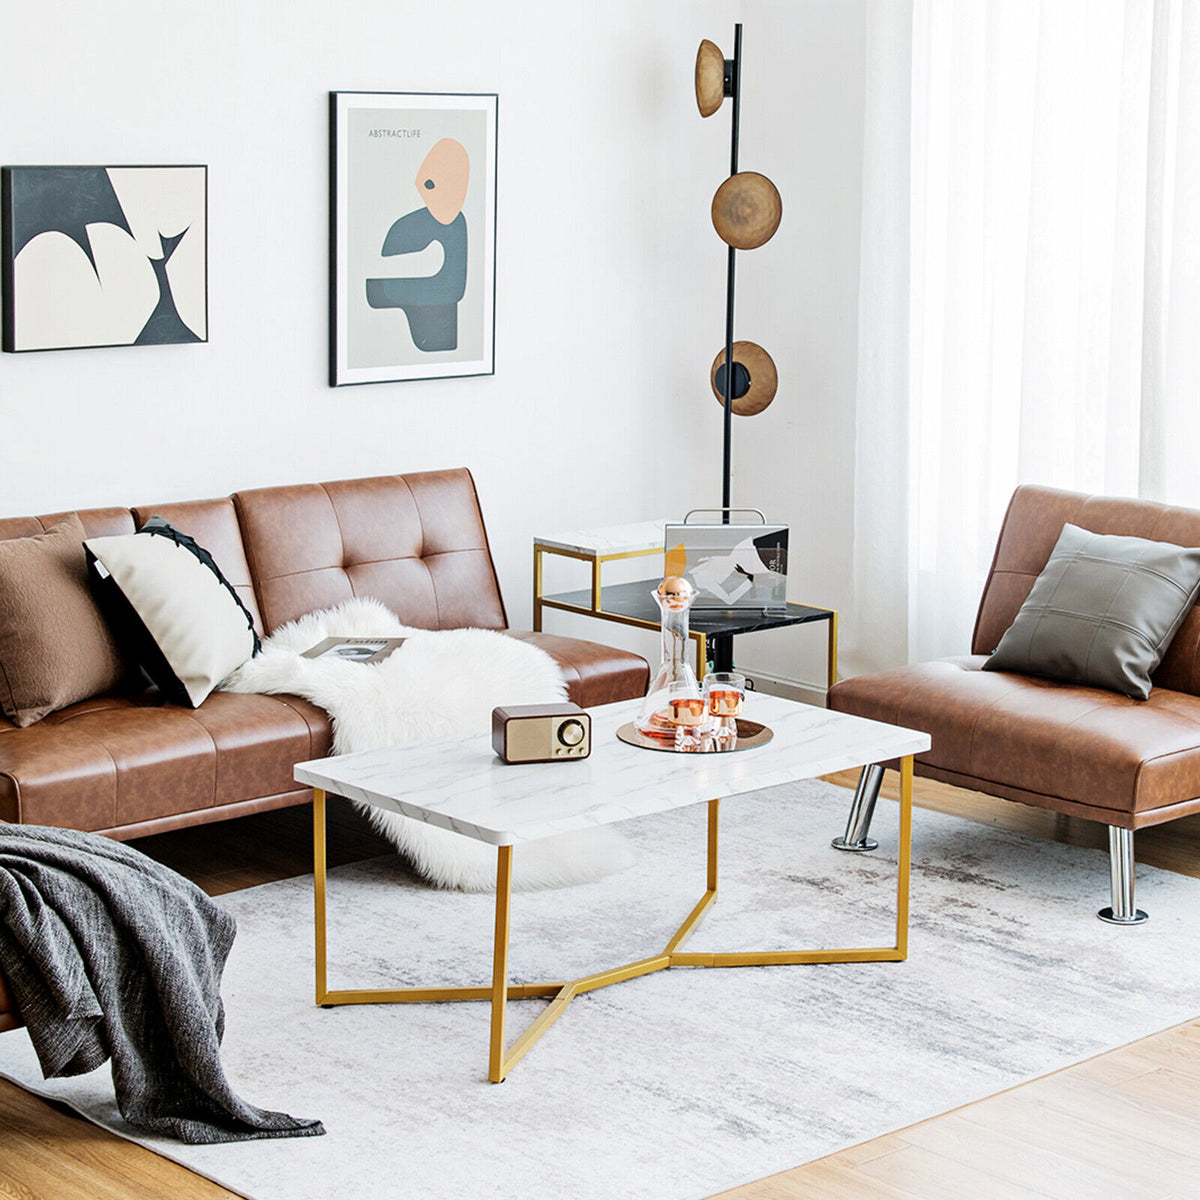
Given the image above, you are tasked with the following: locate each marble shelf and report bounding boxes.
[533,520,667,557]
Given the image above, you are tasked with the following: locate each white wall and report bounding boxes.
[1,0,867,682]
[734,0,868,696]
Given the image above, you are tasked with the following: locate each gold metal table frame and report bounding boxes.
[532,538,839,689]
[312,756,912,1083]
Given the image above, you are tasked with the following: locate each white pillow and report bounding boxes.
[85,519,258,707]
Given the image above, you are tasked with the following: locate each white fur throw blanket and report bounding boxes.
[223,598,632,891]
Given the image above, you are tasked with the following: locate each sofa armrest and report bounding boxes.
[503,631,648,708]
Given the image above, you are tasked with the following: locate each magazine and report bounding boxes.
[301,636,407,665]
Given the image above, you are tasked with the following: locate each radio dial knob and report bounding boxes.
[558,719,586,747]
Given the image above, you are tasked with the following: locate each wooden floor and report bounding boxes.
[2,776,1199,1199]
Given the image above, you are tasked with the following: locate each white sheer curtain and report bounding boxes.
[848,0,1200,676]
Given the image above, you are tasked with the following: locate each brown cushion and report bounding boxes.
[0,514,126,727]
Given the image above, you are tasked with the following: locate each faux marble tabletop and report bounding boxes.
[533,520,668,556]
[295,695,930,847]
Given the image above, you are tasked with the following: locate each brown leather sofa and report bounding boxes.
[829,485,1200,925]
[0,467,649,1033]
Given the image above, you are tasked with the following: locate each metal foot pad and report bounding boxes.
[831,837,878,853]
[1097,906,1149,925]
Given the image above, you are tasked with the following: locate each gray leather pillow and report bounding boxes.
[983,523,1200,700]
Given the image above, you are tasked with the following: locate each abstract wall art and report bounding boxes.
[329,91,497,386]
[1,165,207,353]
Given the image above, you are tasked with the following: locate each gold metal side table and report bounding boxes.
[533,521,838,688]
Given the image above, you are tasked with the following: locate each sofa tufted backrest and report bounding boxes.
[972,485,1200,695]
[0,500,264,635]
[0,509,136,542]
[232,468,509,635]
[0,469,510,640]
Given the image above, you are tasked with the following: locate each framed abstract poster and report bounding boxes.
[329,91,497,387]
[1,165,207,352]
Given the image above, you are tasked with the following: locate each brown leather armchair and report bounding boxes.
[829,485,1200,924]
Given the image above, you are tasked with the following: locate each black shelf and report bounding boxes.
[542,580,833,638]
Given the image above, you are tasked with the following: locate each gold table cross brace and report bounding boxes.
[312,755,912,1083]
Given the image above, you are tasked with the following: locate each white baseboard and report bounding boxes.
[741,670,827,708]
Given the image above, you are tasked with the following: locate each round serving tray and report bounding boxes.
[616,719,773,754]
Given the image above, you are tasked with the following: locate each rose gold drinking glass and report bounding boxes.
[704,671,745,748]
[664,681,710,751]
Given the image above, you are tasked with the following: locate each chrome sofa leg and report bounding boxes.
[1098,826,1148,924]
[832,763,884,852]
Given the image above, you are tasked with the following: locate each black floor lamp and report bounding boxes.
[696,24,782,512]
[695,25,782,674]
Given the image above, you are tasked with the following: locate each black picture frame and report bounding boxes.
[329,91,497,387]
[1,164,208,353]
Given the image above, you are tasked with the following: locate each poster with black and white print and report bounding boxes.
[1,164,207,353]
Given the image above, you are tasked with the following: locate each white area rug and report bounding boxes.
[3,781,1200,1200]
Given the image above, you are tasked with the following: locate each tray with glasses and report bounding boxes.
[618,671,773,753]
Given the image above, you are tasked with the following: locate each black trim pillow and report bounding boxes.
[85,517,259,707]
[982,523,1200,700]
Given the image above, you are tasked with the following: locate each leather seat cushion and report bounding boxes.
[829,656,1200,817]
[0,630,643,835]
[0,691,331,832]
[504,631,649,708]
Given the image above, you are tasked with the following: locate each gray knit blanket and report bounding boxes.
[0,825,323,1144]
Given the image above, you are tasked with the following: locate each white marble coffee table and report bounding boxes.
[295,694,930,1082]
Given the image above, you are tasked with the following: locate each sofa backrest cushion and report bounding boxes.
[132,497,264,637]
[0,509,137,542]
[973,485,1200,696]
[233,469,509,635]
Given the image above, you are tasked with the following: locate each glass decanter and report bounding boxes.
[635,576,703,738]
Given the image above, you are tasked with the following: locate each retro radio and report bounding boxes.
[491,703,592,764]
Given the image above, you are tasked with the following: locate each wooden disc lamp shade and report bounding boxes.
[711,172,782,250]
[710,341,778,416]
[697,23,781,524]
[695,39,727,117]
